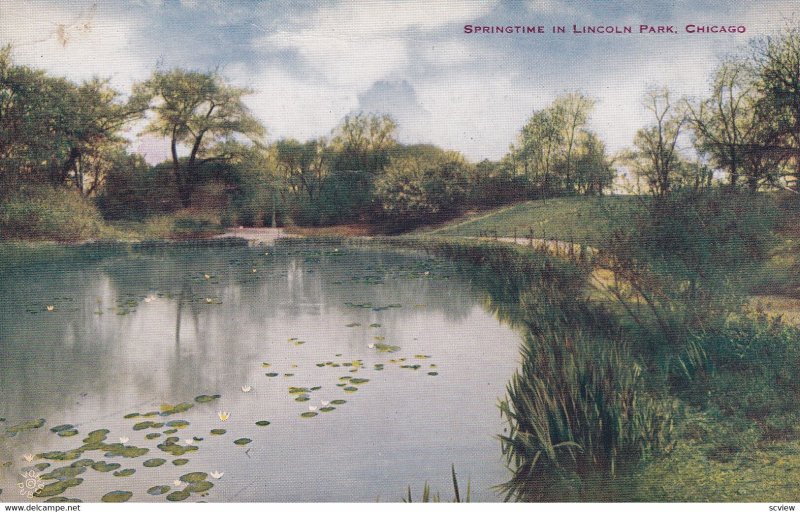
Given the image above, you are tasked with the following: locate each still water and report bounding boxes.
[0,242,522,502]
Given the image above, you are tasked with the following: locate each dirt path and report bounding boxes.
[213,227,298,245]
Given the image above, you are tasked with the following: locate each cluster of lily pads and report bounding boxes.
[0,392,243,503]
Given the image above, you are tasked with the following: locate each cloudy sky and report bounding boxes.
[2,0,798,162]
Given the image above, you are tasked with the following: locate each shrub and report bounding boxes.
[141,209,223,240]
[0,186,105,241]
[603,189,777,348]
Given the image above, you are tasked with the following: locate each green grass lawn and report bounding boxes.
[420,195,640,246]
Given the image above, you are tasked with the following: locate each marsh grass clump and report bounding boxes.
[498,329,677,501]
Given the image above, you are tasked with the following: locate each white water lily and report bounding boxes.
[308,406,317,412]
[184,439,194,445]
[203,274,211,280]
[119,437,129,444]
[22,454,34,462]
[241,385,252,393]
[320,401,330,407]
[367,343,375,349]
[218,411,230,421]
[173,479,183,487]
[251,268,257,273]
[45,305,54,312]
[205,297,214,304]
[209,471,224,479]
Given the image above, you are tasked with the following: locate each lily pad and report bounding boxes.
[82,429,109,444]
[123,413,140,419]
[147,485,170,496]
[92,461,121,472]
[428,372,439,376]
[346,322,361,327]
[374,343,401,353]
[34,478,83,498]
[143,458,166,467]
[166,420,190,429]
[103,444,149,458]
[186,480,213,493]
[35,462,52,471]
[160,403,194,416]
[5,418,45,436]
[101,490,133,503]
[50,424,75,433]
[179,472,208,483]
[145,432,162,440]
[210,429,226,435]
[39,450,82,461]
[320,407,336,413]
[172,458,189,466]
[295,395,310,402]
[163,429,178,435]
[255,420,270,426]
[44,497,82,503]
[133,421,164,431]
[288,387,310,394]
[300,412,318,418]
[194,394,221,403]
[57,429,79,437]
[70,459,93,468]
[310,386,322,391]
[113,468,136,477]
[233,438,252,445]
[166,490,190,501]
[157,442,198,456]
[330,399,347,405]
[343,386,358,392]
[41,466,86,481]
[350,378,369,385]
[265,373,279,377]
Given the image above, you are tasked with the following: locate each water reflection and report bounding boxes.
[0,243,522,502]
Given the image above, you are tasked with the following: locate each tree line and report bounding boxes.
[1,25,799,234]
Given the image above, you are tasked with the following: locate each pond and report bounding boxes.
[0,242,523,502]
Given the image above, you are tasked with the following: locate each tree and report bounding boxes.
[0,46,144,195]
[137,68,265,207]
[552,93,596,192]
[324,112,397,222]
[374,149,470,227]
[573,131,615,195]
[752,26,800,190]
[627,88,688,197]
[686,58,774,190]
[274,138,329,202]
[513,108,564,192]
[510,92,597,195]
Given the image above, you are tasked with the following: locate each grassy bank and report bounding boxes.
[415,196,639,246]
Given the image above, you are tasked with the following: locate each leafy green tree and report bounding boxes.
[274,138,329,202]
[572,131,615,195]
[752,26,800,190]
[626,88,688,197]
[686,58,779,190]
[0,46,144,195]
[374,150,470,227]
[552,93,596,192]
[137,68,265,207]
[323,112,397,222]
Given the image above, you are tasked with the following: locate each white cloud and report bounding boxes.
[0,0,153,91]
